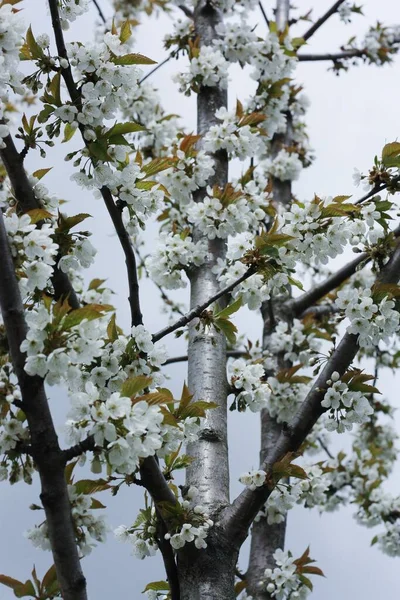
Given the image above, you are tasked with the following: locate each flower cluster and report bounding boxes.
[203,107,264,159]
[321,372,373,433]
[4,212,58,294]
[158,147,215,206]
[261,549,311,600]
[115,507,159,560]
[145,231,209,289]
[0,3,25,139]
[229,359,270,412]
[174,46,229,95]
[263,149,303,182]
[338,1,353,24]
[266,319,321,366]
[239,469,267,491]
[26,483,107,556]
[265,375,309,424]
[335,289,400,349]
[59,0,90,29]
[187,185,265,240]
[256,465,330,524]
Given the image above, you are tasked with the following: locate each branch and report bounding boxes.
[0,133,79,309]
[258,1,270,27]
[291,252,368,317]
[152,267,255,343]
[302,0,347,42]
[92,0,106,24]
[48,0,142,327]
[62,435,95,461]
[291,225,400,317]
[178,4,194,19]
[101,187,143,326]
[164,350,246,365]
[220,239,400,545]
[155,509,180,600]
[0,211,88,600]
[139,457,178,507]
[298,49,365,62]
[139,55,172,85]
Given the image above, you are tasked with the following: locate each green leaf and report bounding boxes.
[105,122,145,137]
[37,104,55,123]
[57,212,91,233]
[143,581,170,593]
[112,53,156,65]
[382,142,400,164]
[88,278,107,291]
[119,19,132,44]
[90,498,107,509]
[73,479,111,495]
[121,375,152,398]
[64,459,78,484]
[135,388,174,406]
[62,304,112,330]
[42,565,58,594]
[215,297,242,319]
[177,400,217,419]
[32,167,52,180]
[62,122,77,143]
[0,575,25,592]
[26,26,43,60]
[48,72,62,107]
[107,313,119,343]
[26,208,54,224]
[214,317,238,345]
[14,580,36,598]
[88,140,110,161]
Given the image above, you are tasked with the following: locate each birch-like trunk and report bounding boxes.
[247,2,292,596]
[178,1,235,598]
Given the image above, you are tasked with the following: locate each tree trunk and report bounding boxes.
[247,2,292,596]
[181,0,232,597]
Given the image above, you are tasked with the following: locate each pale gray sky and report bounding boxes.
[1,0,400,598]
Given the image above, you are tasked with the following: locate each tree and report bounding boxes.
[0,0,400,598]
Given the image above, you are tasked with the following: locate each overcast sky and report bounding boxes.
[1,0,400,598]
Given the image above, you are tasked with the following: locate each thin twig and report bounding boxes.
[178,4,194,19]
[164,350,246,365]
[298,49,365,62]
[92,0,106,24]
[139,55,173,85]
[317,436,333,459]
[152,267,255,343]
[302,0,347,42]
[63,435,95,461]
[258,1,270,27]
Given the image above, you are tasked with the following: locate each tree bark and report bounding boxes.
[0,212,88,600]
[247,2,292,596]
[179,0,232,597]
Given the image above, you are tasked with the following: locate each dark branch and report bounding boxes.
[0,210,87,600]
[220,239,400,546]
[258,1,270,27]
[155,509,180,600]
[178,4,194,19]
[291,253,368,317]
[92,0,106,23]
[291,225,400,317]
[101,187,143,326]
[302,0,347,42]
[62,435,95,461]
[139,55,172,85]
[140,457,178,507]
[298,49,365,62]
[0,133,79,309]
[152,267,255,343]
